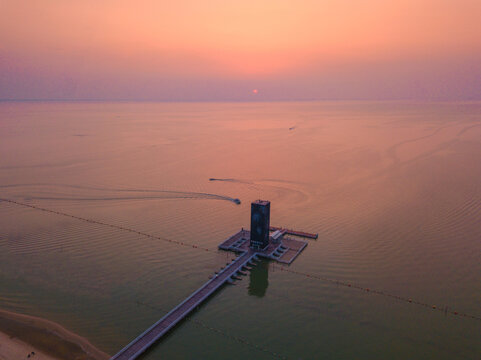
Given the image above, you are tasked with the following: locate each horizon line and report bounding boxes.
[1,98,480,104]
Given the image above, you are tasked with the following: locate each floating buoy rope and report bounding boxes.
[1,197,479,323]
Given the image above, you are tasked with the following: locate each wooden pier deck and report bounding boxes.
[219,229,308,264]
[111,225,315,359]
[111,250,256,360]
[269,226,318,239]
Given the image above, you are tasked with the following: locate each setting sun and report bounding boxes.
[0,2,480,359]
[1,0,479,100]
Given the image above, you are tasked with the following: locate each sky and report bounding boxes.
[1,0,480,101]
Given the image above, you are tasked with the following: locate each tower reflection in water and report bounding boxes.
[248,259,269,297]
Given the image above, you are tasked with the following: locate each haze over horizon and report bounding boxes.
[1,0,480,101]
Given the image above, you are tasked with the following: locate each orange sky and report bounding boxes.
[1,0,480,100]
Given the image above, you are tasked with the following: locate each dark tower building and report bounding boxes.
[250,200,270,249]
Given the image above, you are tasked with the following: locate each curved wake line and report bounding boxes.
[457,122,481,136]
[209,177,308,185]
[209,178,253,184]
[209,177,310,203]
[26,195,234,202]
[386,125,450,164]
[0,184,241,204]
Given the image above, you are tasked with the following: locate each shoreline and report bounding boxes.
[0,309,109,360]
[0,330,57,360]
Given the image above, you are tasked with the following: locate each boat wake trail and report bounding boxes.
[209,178,253,184]
[0,184,241,204]
[209,177,310,203]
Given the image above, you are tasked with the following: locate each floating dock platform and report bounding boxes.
[219,228,308,264]
[111,200,317,360]
[269,226,318,239]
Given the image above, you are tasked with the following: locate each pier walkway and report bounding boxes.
[111,226,315,359]
[219,229,309,264]
[111,250,256,360]
[269,226,318,239]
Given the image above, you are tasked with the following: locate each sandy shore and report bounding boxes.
[0,330,57,360]
[0,309,109,360]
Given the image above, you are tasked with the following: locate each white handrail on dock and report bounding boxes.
[111,250,255,360]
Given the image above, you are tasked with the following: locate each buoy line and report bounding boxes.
[1,197,479,323]
[135,300,288,359]
[0,197,212,252]
[271,264,481,322]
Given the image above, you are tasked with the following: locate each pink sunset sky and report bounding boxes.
[1,0,480,101]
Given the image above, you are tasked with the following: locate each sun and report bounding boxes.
[252,89,258,94]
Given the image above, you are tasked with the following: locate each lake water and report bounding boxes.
[0,101,480,359]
